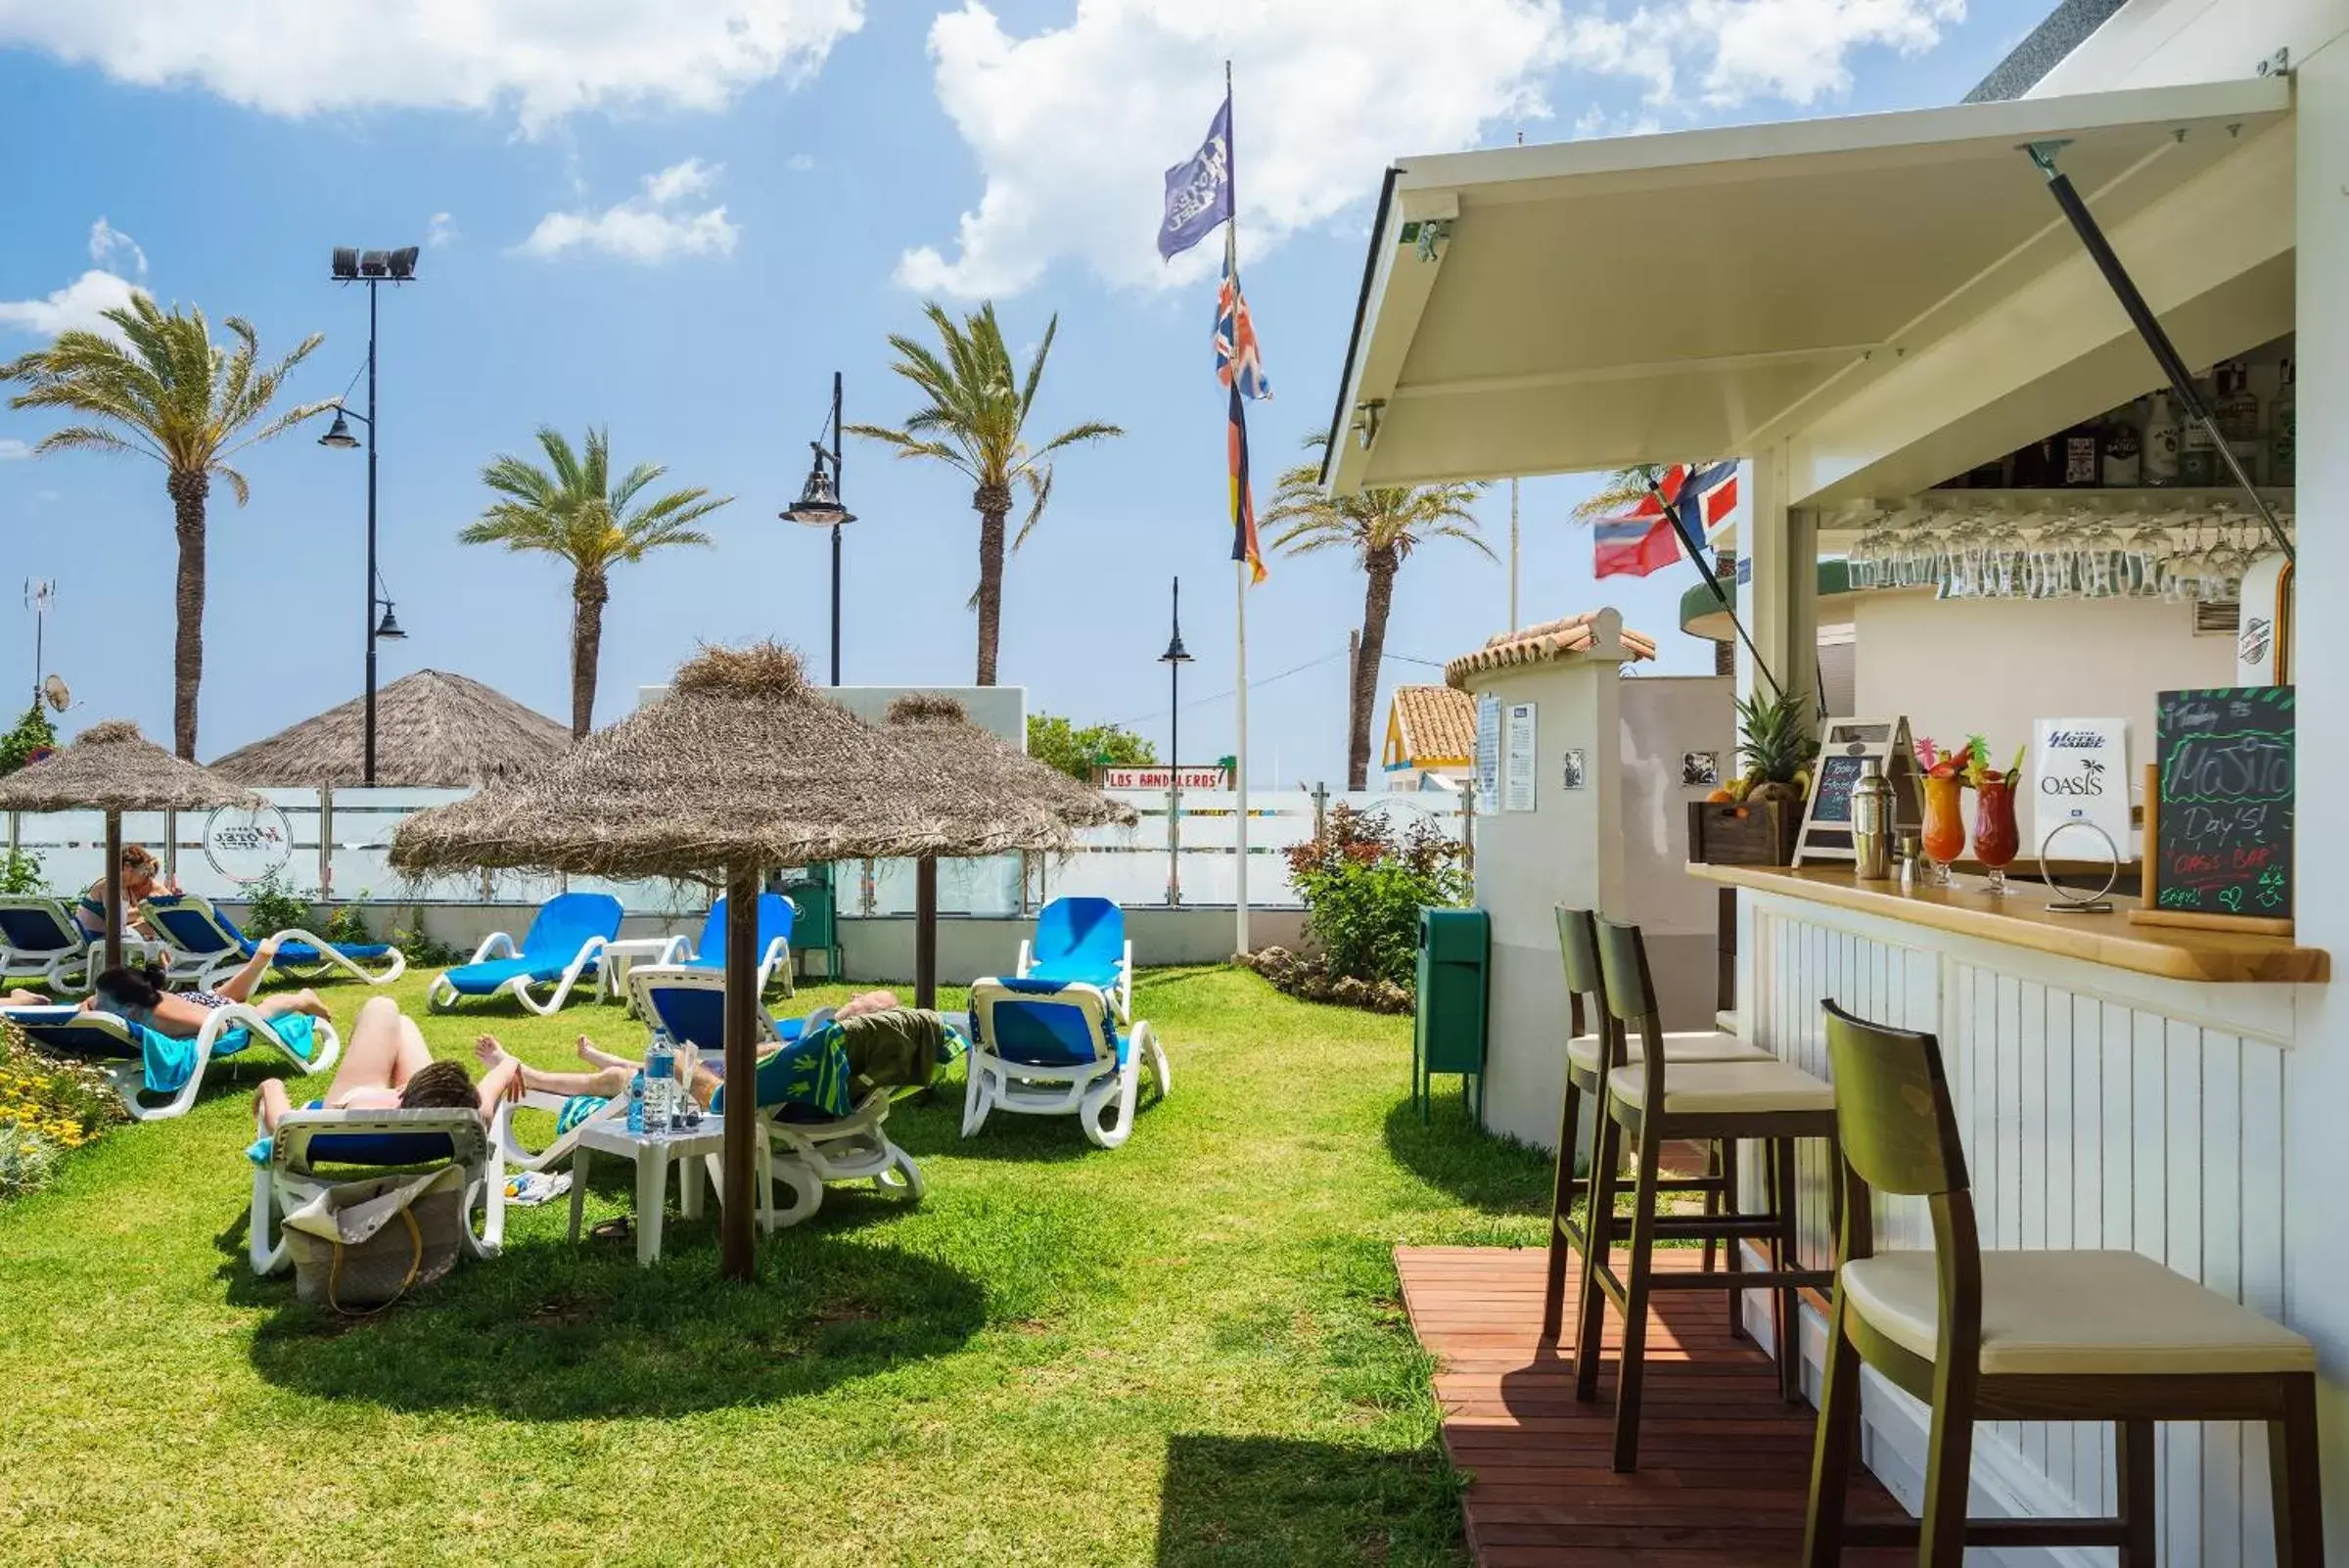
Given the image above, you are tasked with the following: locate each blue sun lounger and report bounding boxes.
[1015,896,1132,1019]
[2,1001,340,1122]
[140,893,407,990]
[426,892,622,1016]
[654,893,797,996]
[0,896,98,993]
[249,1104,503,1276]
[965,976,1167,1150]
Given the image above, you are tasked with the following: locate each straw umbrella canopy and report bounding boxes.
[210,670,569,790]
[0,719,259,973]
[388,643,1117,1280]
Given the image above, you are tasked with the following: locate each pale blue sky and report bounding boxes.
[0,0,2049,780]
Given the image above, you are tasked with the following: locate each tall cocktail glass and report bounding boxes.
[1972,773,2021,896]
[1920,772,1966,887]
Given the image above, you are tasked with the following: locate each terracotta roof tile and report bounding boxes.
[1444,611,1657,690]
[1390,685,1477,764]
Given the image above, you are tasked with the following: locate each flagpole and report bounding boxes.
[1647,478,1790,702]
[1225,58,1252,958]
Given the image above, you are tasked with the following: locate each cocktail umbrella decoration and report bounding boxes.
[0,719,261,974]
[390,643,1126,1281]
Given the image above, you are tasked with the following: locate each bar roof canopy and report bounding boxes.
[1321,77,2290,497]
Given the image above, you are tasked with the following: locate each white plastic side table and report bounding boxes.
[596,937,681,1005]
[567,1114,730,1267]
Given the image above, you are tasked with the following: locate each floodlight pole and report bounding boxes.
[364,279,381,785]
[829,371,844,687]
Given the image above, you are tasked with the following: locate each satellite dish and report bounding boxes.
[41,673,69,712]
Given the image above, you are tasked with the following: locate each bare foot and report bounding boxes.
[474,1036,511,1072]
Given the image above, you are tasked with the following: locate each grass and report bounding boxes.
[0,963,1554,1566]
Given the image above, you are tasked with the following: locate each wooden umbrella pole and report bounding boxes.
[720,863,760,1282]
[914,856,939,1011]
[103,812,123,976]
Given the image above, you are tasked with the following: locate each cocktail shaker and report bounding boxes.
[1852,758,1895,880]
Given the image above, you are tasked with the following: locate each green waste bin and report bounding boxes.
[781,871,842,983]
[1412,906,1490,1123]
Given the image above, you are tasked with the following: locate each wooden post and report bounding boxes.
[914,856,939,1011]
[719,863,760,1283]
[102,811,123,976]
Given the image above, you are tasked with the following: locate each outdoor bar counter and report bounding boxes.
[1688,859,2326,1553]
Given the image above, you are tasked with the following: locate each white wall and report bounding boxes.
[1619,675,1734,935]
[1850,592,2234,777]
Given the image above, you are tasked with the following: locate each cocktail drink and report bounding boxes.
[1920,772,1966,886]
[1972,772,2021,895]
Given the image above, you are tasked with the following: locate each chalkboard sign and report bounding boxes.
[2132,686,2294,933]
[1810,754,1866,825]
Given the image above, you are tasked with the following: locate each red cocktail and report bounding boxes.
[1920,771,1966,887]
[1973,771,2021,895]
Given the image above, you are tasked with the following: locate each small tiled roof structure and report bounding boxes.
[1444,611,1658,690]
[1386,685,1478,769]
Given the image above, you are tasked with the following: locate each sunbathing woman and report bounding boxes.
[3,938,332,1020]
[254,993,523,1134]
[72,843,177,944]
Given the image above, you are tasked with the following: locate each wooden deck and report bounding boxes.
[1397,1245,1913,1566]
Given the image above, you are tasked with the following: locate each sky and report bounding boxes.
[0,0,2050,784]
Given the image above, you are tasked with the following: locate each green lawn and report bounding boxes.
[0,964,1553,1566]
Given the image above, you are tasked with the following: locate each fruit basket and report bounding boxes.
[1686,689,1816,866]
[1687,798,1803,865]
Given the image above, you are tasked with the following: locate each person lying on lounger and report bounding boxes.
[253,994,523,1134]
[4,941,332,1024]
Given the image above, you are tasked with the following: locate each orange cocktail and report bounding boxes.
[1972,772,2021,895]
[1920,771,1966,886]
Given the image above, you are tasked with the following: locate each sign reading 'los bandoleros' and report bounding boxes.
[1103,766,1231,792]
[2031,717,2131,855]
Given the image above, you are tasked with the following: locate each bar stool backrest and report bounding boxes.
[1554,904,1601,1047]
[1592,915,1668,1104]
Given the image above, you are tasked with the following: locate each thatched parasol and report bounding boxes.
[210,669,570,789]
[0,719,260,972]
[879,694,1136,1011]
[388,643,1119,1281]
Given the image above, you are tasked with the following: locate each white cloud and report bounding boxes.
[0,438,29,460]
[0,269,144,339]
[0,0,865,133]
[785,153,815,172]
[87,216,146,275]
[427,211,458,248]
[902,0,1966,297]
[515,160,739,264]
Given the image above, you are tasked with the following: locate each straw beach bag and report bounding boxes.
[282,1165,467,1314]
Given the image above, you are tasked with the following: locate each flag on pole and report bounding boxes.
[1590,462,1739,578]
[1158,94,1234,260]
[1217,239,1269,583]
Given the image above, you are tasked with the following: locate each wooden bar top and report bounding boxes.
[1688,862,2328,985]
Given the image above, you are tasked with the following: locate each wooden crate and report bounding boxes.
[1687,799,1800,866]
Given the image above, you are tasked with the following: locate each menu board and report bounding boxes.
[1503,702,1538,812]
[1809,754,1866,826]
[2137,687,2293,929]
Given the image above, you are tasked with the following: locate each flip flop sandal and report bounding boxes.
[590,1216,634,1242]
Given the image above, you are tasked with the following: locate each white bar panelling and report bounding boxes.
[1746,892,2292,1565]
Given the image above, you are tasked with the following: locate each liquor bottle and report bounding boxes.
[2142,391,2182,484]
[2099,402,2142,487]
[2061,416,2102,487]
[2215,358,2262,480]
[2009,437,2056,489]
[2271,357,2295,486]
[1966,456,2005,488]
[2179,371,2218,485]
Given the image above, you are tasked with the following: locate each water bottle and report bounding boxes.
[646,1031,675,1132]
[626,1071,646,1135]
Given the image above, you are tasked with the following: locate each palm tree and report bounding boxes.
[848,301,1121,685]
[1568,464,1667,524]
[460,427,732,738]
[1265,435,1492,790]
[0,297,326,759]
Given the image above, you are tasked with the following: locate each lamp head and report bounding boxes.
[373,603,406,641]
[780,451,853,527]
[318,409,362,449]
[330,247,359,280]
[1160,630,1193,665]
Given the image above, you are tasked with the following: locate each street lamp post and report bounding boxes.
[1159,577,1192,908]
[780,372,853,686]
[323,246,419,785]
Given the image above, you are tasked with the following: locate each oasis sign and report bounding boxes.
[2030,717,2131,853]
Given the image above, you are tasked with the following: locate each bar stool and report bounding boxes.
[1805,1001,2326,1567]
[1574,913,1839,1472]
[1540,904,1772,1346]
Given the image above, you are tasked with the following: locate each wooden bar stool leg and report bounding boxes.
[2269,1374,2326,1568]
[1919,1380,1979,1568]
[1541,1070,1586,1345]
[1701,1135,1721,1275]
[2116,1419,2157,1567]
[1573,1102,1625,1404]
[1773,1134,1805,1403]
[1609,1122,1667,1472]
[1723,1136,1744,1341]
[1802,1290,1863,1568]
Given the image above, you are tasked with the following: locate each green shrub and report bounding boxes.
[0,1126,61,1200]
[0,849,42,896]
[238,872,316,938]
[385,906,462,968]
[0,1023,123,1199]
[1285,805,1469,990]
[0,703,57,777]
[321,899,372,946]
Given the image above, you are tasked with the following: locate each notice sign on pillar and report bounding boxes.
[1475,695,1501,808]
[2031,718,2131,856]
[1503,702,1538,812]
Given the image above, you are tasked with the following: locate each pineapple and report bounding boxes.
[1735,688,1818,807]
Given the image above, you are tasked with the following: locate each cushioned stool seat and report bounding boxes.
[1606,1056,1836,1116]
[1840,1249,2318,1376]
[1566,1028,1768,1075]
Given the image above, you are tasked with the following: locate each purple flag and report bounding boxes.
[1158,94,1233,260]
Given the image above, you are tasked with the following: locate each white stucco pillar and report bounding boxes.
[1741,444,1819,723]
[2284,39,2349,1556]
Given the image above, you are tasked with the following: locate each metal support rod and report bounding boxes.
[2026,141,2293,565]
[720,864,760,1281]
[1168,641,1182,908]
[1648,480,1790,702]
[364,280,381,785]
[829,370,844,686]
